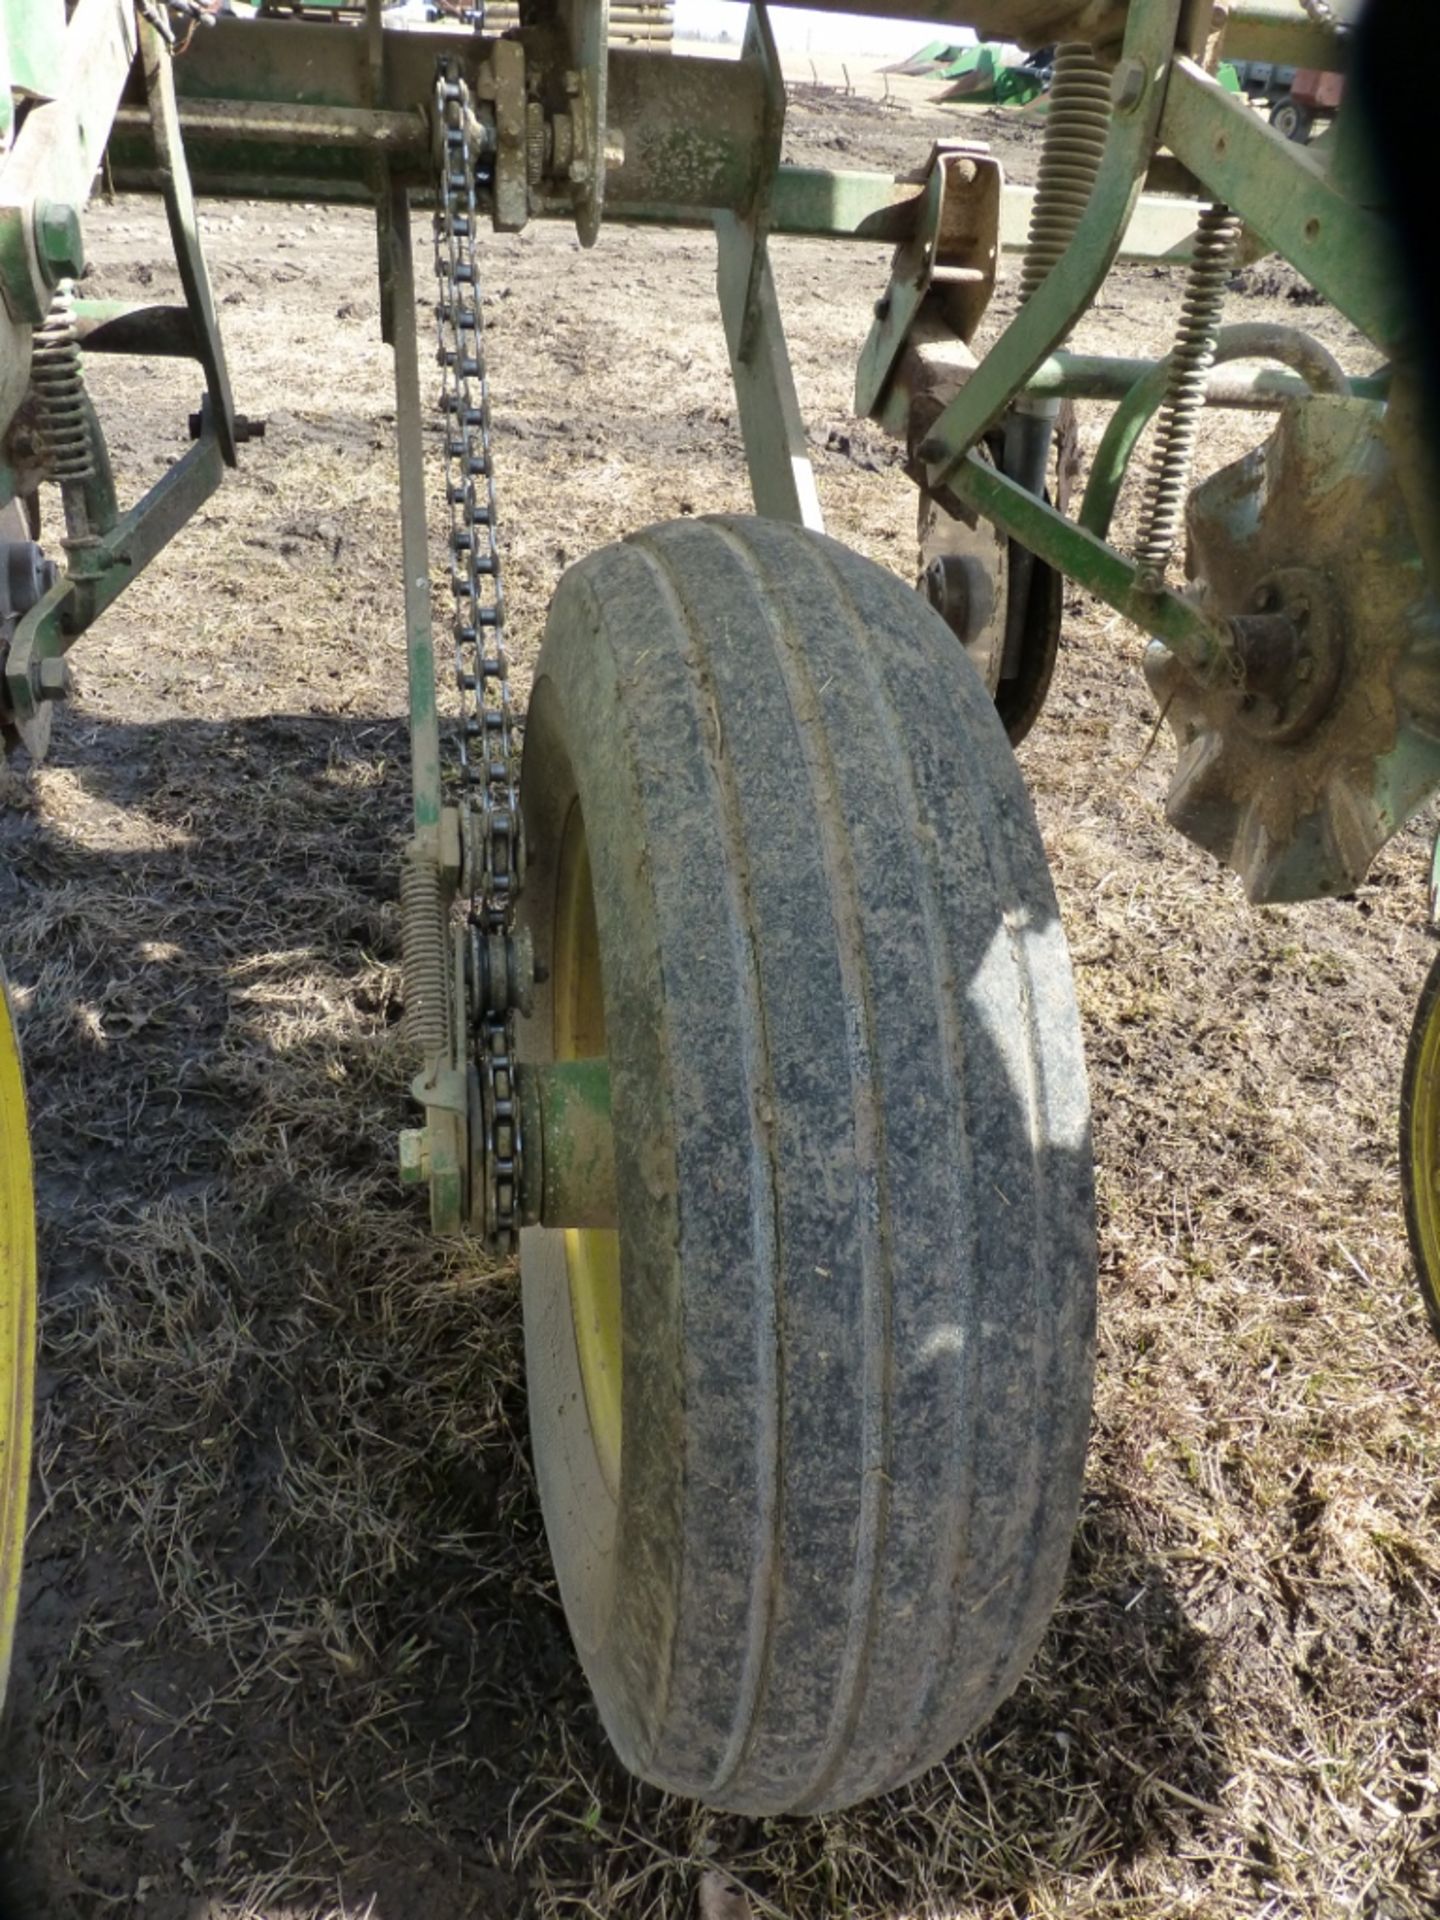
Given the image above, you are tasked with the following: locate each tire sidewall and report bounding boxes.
[518,592,688,1776]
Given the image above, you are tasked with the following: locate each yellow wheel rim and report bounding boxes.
[0,974,36,1716]
[1406,970,1440,1333]
[554,804,622,1497]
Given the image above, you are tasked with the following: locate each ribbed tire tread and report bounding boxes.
[519,515,1095,1815]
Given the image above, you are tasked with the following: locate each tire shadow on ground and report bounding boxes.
[0,712,1221,1919]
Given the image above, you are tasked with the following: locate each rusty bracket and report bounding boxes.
[854,143,1002,425]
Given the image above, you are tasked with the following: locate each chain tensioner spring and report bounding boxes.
[32,282,93,485]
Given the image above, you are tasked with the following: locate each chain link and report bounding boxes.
[433,58,522,1251]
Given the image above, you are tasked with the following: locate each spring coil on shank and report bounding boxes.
[1135,204,1243,575]
[400,852,453,1057]
[31,280,93,483]
[1020,44,1113,304]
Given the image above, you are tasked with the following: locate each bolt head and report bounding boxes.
[34,656,69,700]
[1111,57,1148,115]
[398,1128,430,1185]
[33,199,85,285]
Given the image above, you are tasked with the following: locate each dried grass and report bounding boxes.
[1,96,1438,1920]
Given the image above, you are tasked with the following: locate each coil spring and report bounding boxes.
[400,852,453,1056]
[31,281,93,483]
[1134,204,1243,576]
[1019,44,1112,305]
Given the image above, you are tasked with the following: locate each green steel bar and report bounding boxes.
[1217,0,1349,66]
[766,166,917,241]
[1029,349,1387,408]
[0,0,138,325]
[714,3,824,532]
[1080,355,1177,541]
[71,299,199,357]
[948,450,1236,687]
[1160,57,1404,355]
[138,16,237,466]
[3,430,226,721]
[768,0,1342,66]
[1078,323,1359,539]
[383,187,442,838]
[111,97,427,155]
[917,0,1184,488]
[3,0,68,103]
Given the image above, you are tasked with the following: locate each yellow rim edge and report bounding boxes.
[554,804,622,1498]
[0,976,36,1716]
[1409,979,1440,1320]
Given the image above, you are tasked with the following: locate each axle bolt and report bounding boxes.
[32,200,86,287]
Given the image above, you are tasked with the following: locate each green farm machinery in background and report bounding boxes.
[1,0,1434,1816]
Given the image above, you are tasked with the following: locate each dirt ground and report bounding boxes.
[0,59,1437,1920]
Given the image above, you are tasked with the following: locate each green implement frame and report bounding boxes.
[0,0,1424,1187]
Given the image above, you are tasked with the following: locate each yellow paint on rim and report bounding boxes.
[554,803,622,1498]
[0,975,36,1717]
[1408,980,1440,1329]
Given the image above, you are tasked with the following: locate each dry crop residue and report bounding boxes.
[0,75,1436,1920]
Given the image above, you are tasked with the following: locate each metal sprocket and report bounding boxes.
[1145,396,1440,904]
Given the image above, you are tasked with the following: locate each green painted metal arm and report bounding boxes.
[0,0,137,325]
[1160,58,1404,357]
[3,423,226,723]
[947,452,1237,689]
[1079,323,1353,540]
[916,0,1184,488]
[767,0,1348,66]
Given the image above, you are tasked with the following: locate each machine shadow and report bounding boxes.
[0,709,1222,1919]
[521,1490,1224,1919]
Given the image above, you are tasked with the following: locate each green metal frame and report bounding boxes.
[0,0,1419,1213]
[0,0,1398,773]
[714,3,823,530]
[0,0,1398,751]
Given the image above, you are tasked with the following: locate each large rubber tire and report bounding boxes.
[0,966,36,1720]
[1269,96,1313,143]
[518,516,1095,1815]
[1400,949,1440,1343]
